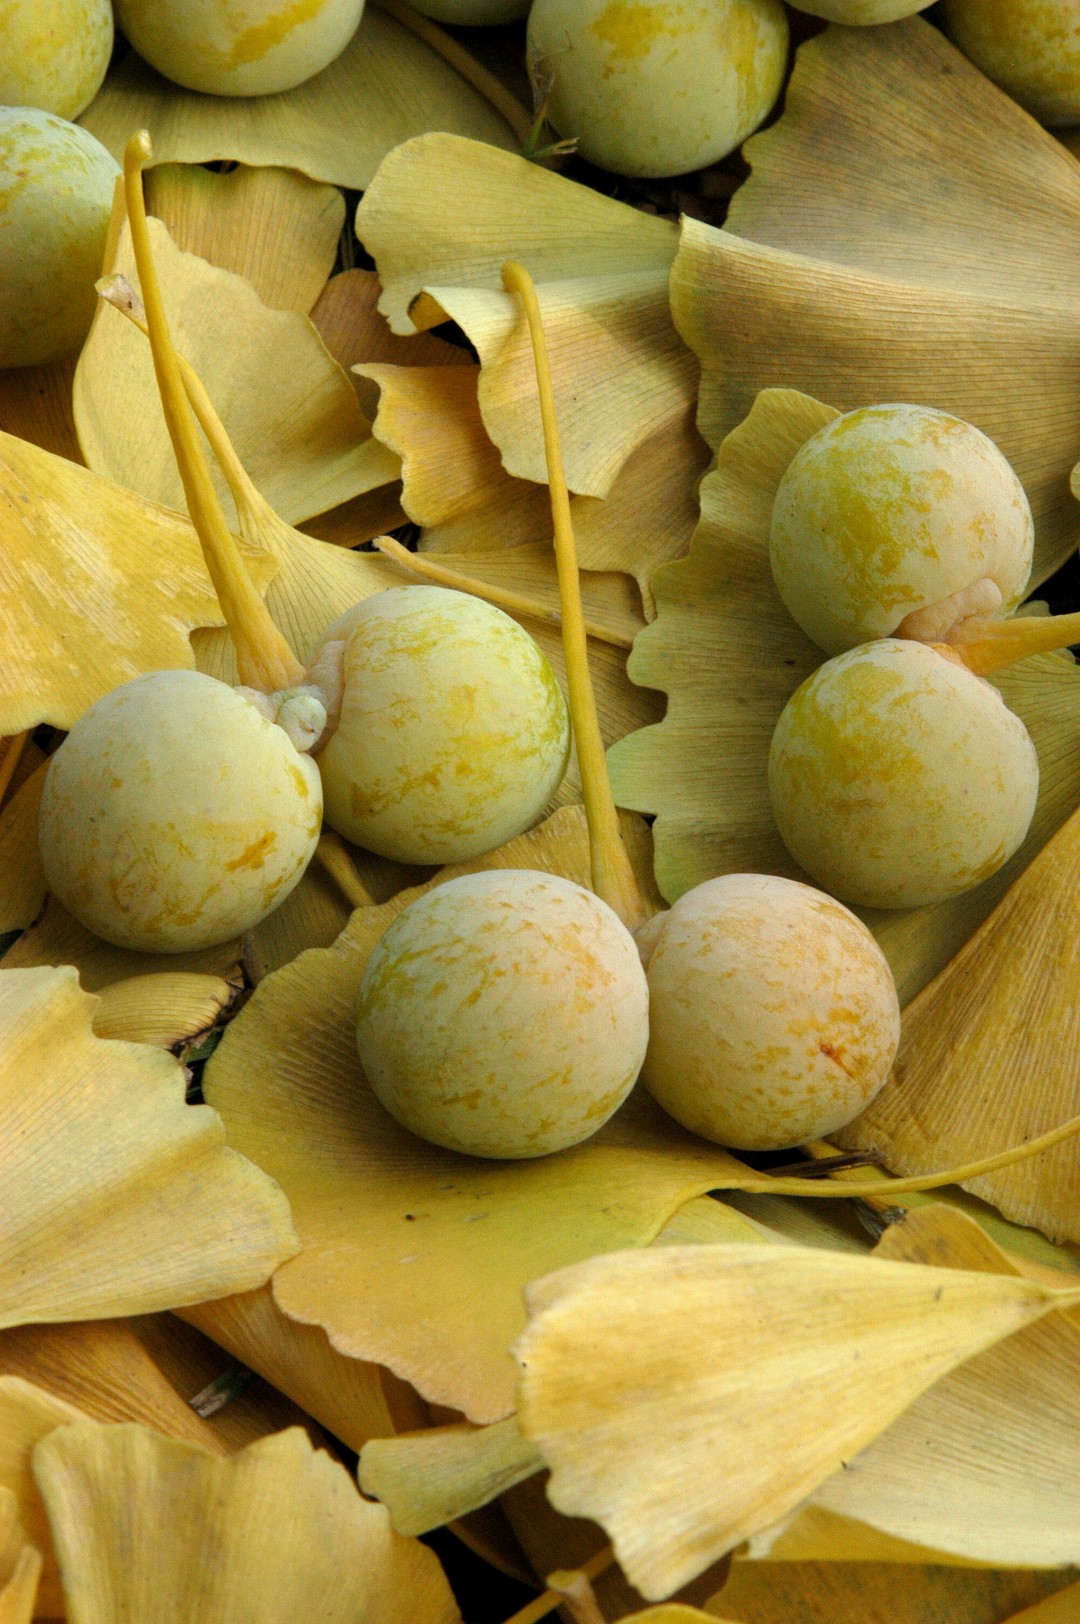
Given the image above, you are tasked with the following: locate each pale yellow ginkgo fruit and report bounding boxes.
[0,966,298,1331]
[607,387,1080,1008]
[354,134,697,499]
[34,1423,463,1623]
[79,5,517,188]
[514,1241,1080,1598]
[671,16,1080,587]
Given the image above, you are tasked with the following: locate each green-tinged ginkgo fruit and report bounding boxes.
[0,108,119,368]
[768,639,1039,910]
[112,0,367,96]
[356,869,650,1158]
[526,0,788,178]
[39,670,323,952]
[0,0,114,118]
[770,404,1033,656]
[640,874,900,1150]
[313,586,570,865]
[944,0,1080,126]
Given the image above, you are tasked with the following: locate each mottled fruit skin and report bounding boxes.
[770,405,1033,656]
[526,0,788,178]
[641,874,900,1150]
[356,870,650,1159]
[944,0,1080,126]
[113,0,366,96]
[315,587,570,865]
[409,0,528,19]
[0,0,114,118]
[0,109,119,369]
[40,670,322,952]
[768,640,1039,910]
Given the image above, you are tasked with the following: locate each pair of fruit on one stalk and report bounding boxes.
[36,135,1061,1169]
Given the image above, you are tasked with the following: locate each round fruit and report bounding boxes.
[768,639,1039,909]
[112,0,367,97]
[409,0,528,19]
[943,0,1080,127]
[770,404,1033,657]
[39,670,322,952]
[313,587,570,865]
[356,869,650,1159]
[0,0,114,119]
[0,109,119,369]
[526,0,789,178]
[640,874,900,1150]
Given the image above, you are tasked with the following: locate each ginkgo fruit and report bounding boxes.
[310,587,570,864]
[943,0,1080,127]
[0,0,114,119]
[0,109,119,368]
[37,133,323,952]
[638,874,900,1149]
[768,638,1039,910]
[112,0,367,97]
[770,404,1033,657]
[526,0,789,178]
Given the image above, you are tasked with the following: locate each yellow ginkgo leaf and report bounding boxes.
[359,1418,541,1538]
[91,972,240,1050]
[1,897,243,989]
[311,270,463,389]
[514,1242,1080,1599]
[355,134,698,498]
[0,966,297,1330]
[0,429,274,735]
[753,1206,1080,1566]
[0,1322,226,1454]
[0,1524,39,1624]
[144,164,345,314]
[178,1283,428,1457]
[0,1377,86,1619]
[672,16,1080,586]
[710,1563,1072,1624]
[838,794,1080,1245]
[75,217,398,529]
[608,387,1080,1006]
[33,1423,463,1624]
[203,806,747,1425]
[79,4,517,188]
[0,355,79,463]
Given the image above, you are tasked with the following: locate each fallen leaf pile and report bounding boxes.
[3,3,1080,1622]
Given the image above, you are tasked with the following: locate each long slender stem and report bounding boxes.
[314,830,376,908]
[373,536,635,652]
[502,260,647,933]
[502,1548,615,1624]
[121,134,304,693]
[373,0,534,145]
[945,609,1080,676]
[736,1108,1080,1200]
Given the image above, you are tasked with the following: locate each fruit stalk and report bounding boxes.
[940,609,1080,676]
[122,131,305,695]
[502,258,647,932]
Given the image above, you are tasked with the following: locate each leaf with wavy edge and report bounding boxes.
[355,134,696,498]
[1,898,243,990]
[751,1206,1080,1566]
[79,4,516,188]
[75,217,398,530]
[90,972,240,1050]
[33,1423,462,1624]
[0,429,274,735]
[608,387,1080,1006]
[672,18,1080,586]
[0,1378,84,1619]
[838,786,1080,1245]
[0,966,297,1331]
[143,164,344,315]
[514,1241,1080,1599]
[203,806,749,1425]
